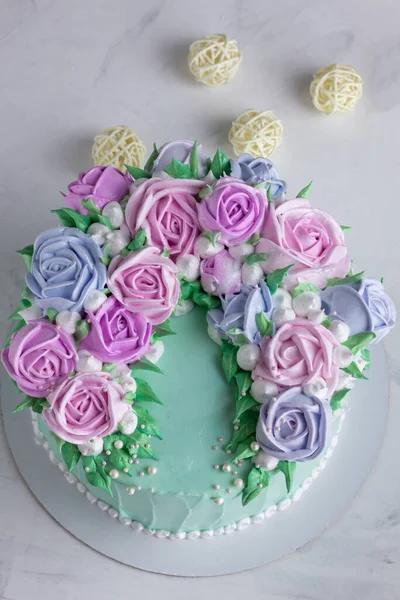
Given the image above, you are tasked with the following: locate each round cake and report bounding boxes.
[2,139,395,538]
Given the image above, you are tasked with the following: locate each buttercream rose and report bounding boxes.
[107,246,180,325]
[26,227,106,313]
[65,166,131,215]
[197,177,267,246]
[42,372,130,444]
[256,387,332,461]
[207,281,273,343]
[230,154,286,196]
[81,296,152,363]
[320,278,396,343]
[151,140,209,178]
[200,250,241,296]
[253,318,339,396]
[257,199,350,291]
[2,320,77,397]
[124,178,203,260]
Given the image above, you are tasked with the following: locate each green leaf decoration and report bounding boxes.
[235,393,258,420]
[192,290,221,310]
[16,244,34,269]
[265,265,294,295]
[164,158,192,179]
[340,225,351,233]
[325,271,364,288]
[153,318,176,338]
[102,362,117,373]
[143,143,159,173]
[46,308,58,322]
[330,388,351,412]
[97,214,114,230]
[278,461,296,493]
[109,447,131,472]
[127,228,147,251]
[130,357,164,375]
[189,139,198,179]
[62,442,81,472]
[202,230,221,246]
[255,312,274,337]
[234,371,252,400]
[341,362,368,380]
[242,467,270,506]
[100,256,111,267]
[127,431,159,460]
[321,318,332,328]
[161,249,169,257]
[135,444,158,460]
[51,208,91,232]
[50,432,65,453]
[134,377,163,404]
[245,252,267,266]
[8,297,32,321]
[232,437,258,462]
[5,319,26,348]
[13,396,37,413]
[220,340,238,383]
[296,181,313,198]
[199,185,213,199]
[342,332,376,355]
[81,198,101,221]
[133,405,161,438]
[210,148,231,178]
[125,165,151,180]
[292,282,319,298]
[360,348,370,367]
[86,456,113,495]
[226,411,258,449]
[266,184,272,202]
[246,232,261,245]
[180,280,200,300]
[75,319,90,340]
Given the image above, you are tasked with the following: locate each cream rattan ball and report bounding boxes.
[188,34,242,87]
[310,64,363,115]
[229,110,283,158]
[92,126,146,171]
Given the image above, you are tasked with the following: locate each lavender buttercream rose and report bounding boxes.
[256,387,332,461]
[230,154,286,197]
[65,166,131,215]
[151,140,209,178]
[200,250,241,296]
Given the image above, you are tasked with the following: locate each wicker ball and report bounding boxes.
[229,110,283,158]
[310,64,363,115]
[92,126,146,171]
[188,34,242,87]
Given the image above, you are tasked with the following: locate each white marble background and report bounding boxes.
[1,0,400,598]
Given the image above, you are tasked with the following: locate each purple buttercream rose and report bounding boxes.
[65,166,131,215]
[320,278,396,343]
[197,177,267,246]
[151,140,209,178]
[80,296,152,364]
[207,281,273,343]
[256,387,332,462]
[200,250,241,296]
[230,154,286,197]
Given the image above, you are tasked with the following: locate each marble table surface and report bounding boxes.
[1,0,399,598]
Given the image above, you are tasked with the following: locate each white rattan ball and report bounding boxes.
[188,34,242,87]
[310,64,363,115]
[92,126,146,171]
[229,109,283,158]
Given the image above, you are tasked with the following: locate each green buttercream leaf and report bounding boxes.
[46,308,58,322]
[180,280,201,301]
[246,232,261,245]
[330,388,351,412]
[102,362,117,373]
[134,378,163,404]
[220,340,238,383]
[235,393,258,420]
[198,185,213,199]
[292,282,319,298]
[278,461,296,493]
[255,312,274,337]
[160,249,169,257]
[245,252,267,266]
[97,214,114,230]
[189,139,199,179]
[133,405,161,438]
[296,181,313,198]
[124,165,151,180]
[109,447,131,473]
[50,208,91,232]
[360,348,370,368]
[135,444,158,460]
[321,318,332,328]
[164,158,192,179]
[232,437,257,461]
[75,319,90,341]
[234,371,252,400]
[242,467,270,505]
[127,228,147,251]
[325,271,364,288]
[153,318,176,338]
[62,442,81,472]
[86,457,113,495]
[266,184,272,202]
[342,332,376,354]
[100,256,111,267]
[265,265,294,295]
[120,248,130,257]
[5,319,26,348]
[13,396,36,413]
[341,362,368,380]
[226,411,258,449]
[130,358,164,376]
[16,244,34,269]
[143,143,159,173]
[192,291,221,309]
[202,230,221,246]
[210,148,231,179]
[81,199,101,221]
[8,297,32,321]
[340,225,351,233]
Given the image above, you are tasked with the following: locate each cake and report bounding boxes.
[2,140,395,539]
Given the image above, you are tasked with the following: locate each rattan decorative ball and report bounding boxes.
[188,34,242,87]
[310,64,363,115]
[229,110,283,158]
[92,126,146,171]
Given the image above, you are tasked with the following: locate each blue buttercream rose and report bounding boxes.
[229,153,286,197]
[320,278,396,343]
[207,281,273,344]
[26,227,106,313]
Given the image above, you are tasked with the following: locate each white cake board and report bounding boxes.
[1,345,389,577]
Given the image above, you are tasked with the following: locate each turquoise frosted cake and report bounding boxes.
[2,140,395,538]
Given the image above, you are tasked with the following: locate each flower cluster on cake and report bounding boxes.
[2,139,395,528]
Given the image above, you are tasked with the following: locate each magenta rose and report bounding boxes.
[125,178,204,260]
[257,199,350,291]
[200,250,241,296]
[2,320,77,398]
[107,246,180,325]
[197,177,267,246]
[42,372,129,444]
[80,296,152,364]
[253,319,339,396]
[64,166,131,215]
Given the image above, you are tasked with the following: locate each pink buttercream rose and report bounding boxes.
[197,177,267,246]
[2,320,77,398]
[257,199,350,291]
[42,372,129,444]
[252,319,339,396]
[125,178,203,260]
[200,250,241,296]
[107,246,180,325]
[65,166,131,215]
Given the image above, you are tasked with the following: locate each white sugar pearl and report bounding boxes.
[144,340,164,364]
[176,254,200,282]
[250,441,260,452]
[303,377,328,400]
[329,320,350,343]
[272,307,296,326]
[252,451,279,471]
[335,370,355,391]
[194,236,223,258]
[174,299,195,317]
[222,464,231,473]
[307,309,325,324]
[213,497,224,505]
[147,466,158,475]
[76,350,103,373]
[78,438,104,457]
[229,243,254,261]
[109,469,119,479]
[292,292,321,317]
[101,201,124,228]
[233,478,243,488]
[333,345,353,368]
[241,262,264,286]
[250,379,278,403]
[83,290,108,312]
[119,411,138,436]
[105,229,130,258]
[272,288,292,309]
[121,377,137,395]
[114,440,123,450]
[56,310,81,335]
[87,222,109,245]
[126,487,135,495]
[237,344,261,371]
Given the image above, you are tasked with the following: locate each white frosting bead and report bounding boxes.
[272,288,292,309]
[329,320,350,342]
[207,324,222,346]
[174,299,194,317]
[292,292,321,317]
[110,364,131,381]
[101,201,124,228]
[272,307,296,326]
[176,254,200,281]
[121,377,137,394]
[119,410,138,435]
[83,290,108,312]
[19,304,43,322]
[307,309,325,324]
[237,344,261,371]
[241,263,264,286]
[303,377,328,400]
[250,379,278,403]
[56,310,81,334]
[144,340,164,364]
[76,349,103,373]
[229,243,254,261]
[333,345,353,368]
[78,438,104,456]
[194,236,223,258]
[87,223,109,245]
[252,451,279,471]
[105,230,130,257]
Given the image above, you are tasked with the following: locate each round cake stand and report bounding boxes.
[1,345,389,577]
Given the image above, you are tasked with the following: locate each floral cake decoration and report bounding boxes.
[2,139,396,504]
